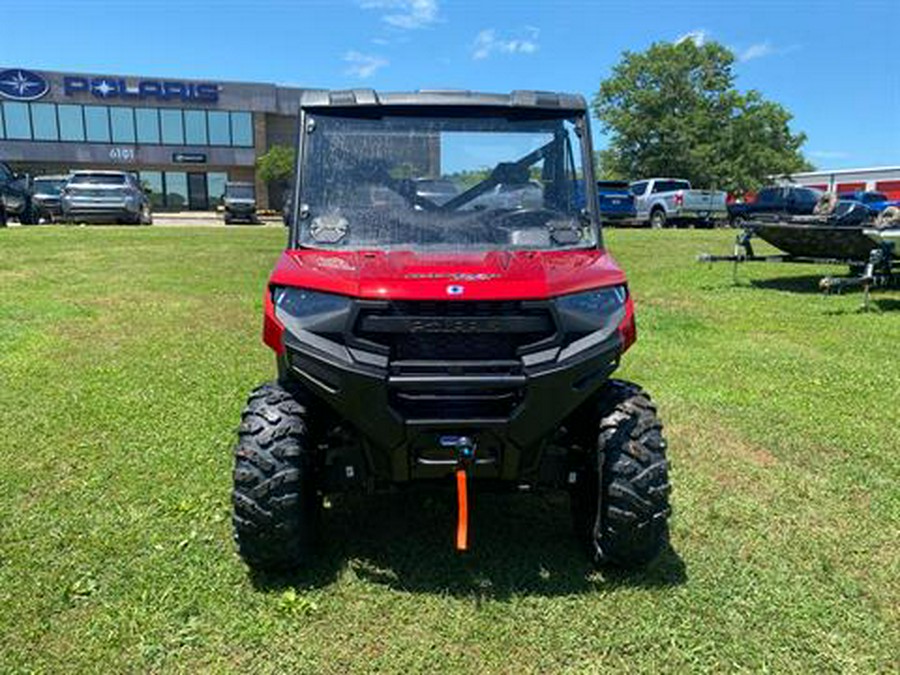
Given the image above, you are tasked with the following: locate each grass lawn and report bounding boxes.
[1,226,898,673]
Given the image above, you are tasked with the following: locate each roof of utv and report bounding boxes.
[299,89,587,112]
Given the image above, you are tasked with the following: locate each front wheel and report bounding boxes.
[232,382,320,571]
[650,208,667,229]
[570,380,672,567]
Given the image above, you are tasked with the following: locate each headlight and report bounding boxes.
[555,285,628,337]
[273,286,351,337]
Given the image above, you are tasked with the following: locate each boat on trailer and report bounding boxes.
[699,206,898,303]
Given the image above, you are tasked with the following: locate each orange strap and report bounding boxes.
[455,468,469,551]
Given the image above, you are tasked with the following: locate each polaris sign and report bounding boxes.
[0,69,50,101]
[63,76,220,103]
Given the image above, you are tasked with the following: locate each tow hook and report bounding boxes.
[453,436,475,552]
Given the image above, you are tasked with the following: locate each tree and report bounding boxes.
[256,144,296,185]
[593,39,813,193]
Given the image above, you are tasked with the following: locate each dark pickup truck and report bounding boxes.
[0,162,36,226]
[728,185,822,225]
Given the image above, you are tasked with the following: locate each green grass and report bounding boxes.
[1,226,898,673]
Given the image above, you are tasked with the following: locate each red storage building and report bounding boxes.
[874,180,900,200]
[785,166,900,199]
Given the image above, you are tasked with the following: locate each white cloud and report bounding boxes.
[472,27,540,60]
[675,29,708,46]
[343,51,389,79]
[360,0,439,30]
[809,150,850,160]
[738,41,800,62]
[674,30,799,63]
[739,42,775,62]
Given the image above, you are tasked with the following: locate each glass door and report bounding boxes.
[187,172,209,210]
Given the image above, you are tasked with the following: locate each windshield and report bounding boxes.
[70,174,127,186]
[864,192,887,203]
[226,185,255,200]
[33,179,66,194]
[298,110,595,251]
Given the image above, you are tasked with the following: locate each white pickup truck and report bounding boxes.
[630,178,728,228]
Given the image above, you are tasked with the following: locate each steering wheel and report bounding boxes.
[490,208,557,229]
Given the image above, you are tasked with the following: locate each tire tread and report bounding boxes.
[232,381,318,570]
[572,379,672,567]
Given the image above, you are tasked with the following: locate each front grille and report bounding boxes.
[355,300,555,421]
[355,300,555,362]
[395,333,516,360]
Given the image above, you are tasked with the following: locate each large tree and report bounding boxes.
[593,39,812,192]
[256,144,296,185]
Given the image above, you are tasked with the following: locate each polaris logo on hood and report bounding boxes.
[63,76,220,103]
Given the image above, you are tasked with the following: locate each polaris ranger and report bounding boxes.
[233,90,672,570]
[223,181,259,224]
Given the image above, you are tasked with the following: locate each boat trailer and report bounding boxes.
[698,227,898,307]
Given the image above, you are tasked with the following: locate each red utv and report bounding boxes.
[232,90,671,570]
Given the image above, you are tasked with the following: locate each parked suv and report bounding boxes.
[61,171,152,224]
[728,185,821,225]
[232,90,672,572]
[0,161,36,226]
[31,175,70,223]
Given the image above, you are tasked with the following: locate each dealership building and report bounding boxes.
[0,66,306,210]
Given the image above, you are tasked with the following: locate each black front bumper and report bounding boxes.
[279,306,622,485]
[34,198,62,217]
[225,204,257,219]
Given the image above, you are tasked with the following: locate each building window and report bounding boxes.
[160,109,184,145]
[140,171,164,208]
[164,171,188,208]
[135,108,159,144]
[208,111,230,146]
[184,110,207,145]
[110,107,136,143]
[30,103,59,141]
[58,104,85,141]
[2,102,31,140]
[231,111,253,147]
[207,171,228,206]
[84,106,110,142]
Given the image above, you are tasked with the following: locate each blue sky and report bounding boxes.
[6,0,899,170]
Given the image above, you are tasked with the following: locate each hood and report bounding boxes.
[269,248,627,300]
[66,183,127,192]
